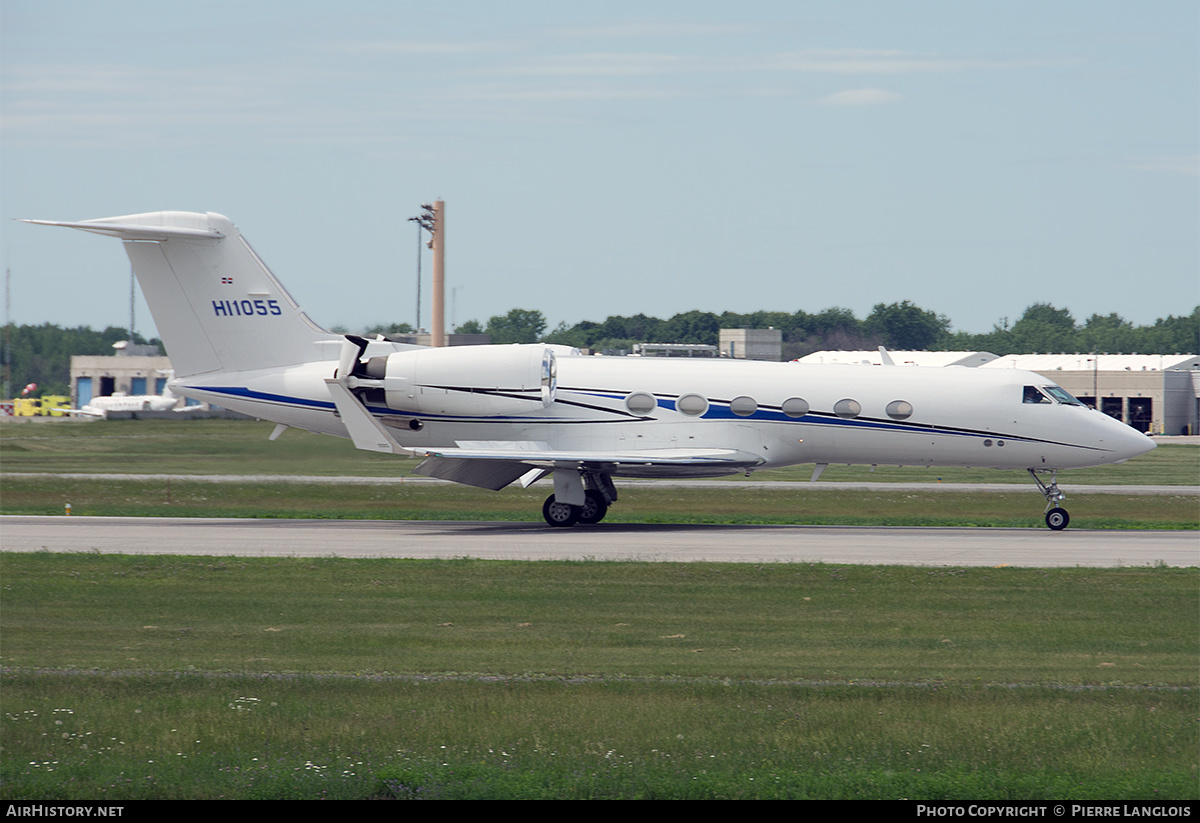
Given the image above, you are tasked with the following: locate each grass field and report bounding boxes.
[1,418,1197,799]
[1,554,1196,800]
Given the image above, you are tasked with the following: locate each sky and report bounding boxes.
[2,0,1197,342]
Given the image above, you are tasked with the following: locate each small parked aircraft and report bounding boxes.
[24,211,1155,529]
[59,373,188,419]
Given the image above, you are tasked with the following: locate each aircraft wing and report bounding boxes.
[49,407,104,418]
[324,377,763,490]
[411,442,764,490]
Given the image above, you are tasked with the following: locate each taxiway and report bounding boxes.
[2,515,1195,567]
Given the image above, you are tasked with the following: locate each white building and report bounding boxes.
[719,329,783,361]
[70,353,174,408]
[69,342,207,413]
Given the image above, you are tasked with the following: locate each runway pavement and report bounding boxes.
[2,515,1195,567]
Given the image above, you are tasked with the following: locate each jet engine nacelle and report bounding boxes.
[361,344,557,418]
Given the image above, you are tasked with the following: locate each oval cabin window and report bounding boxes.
[886,400,913,420]
[781,397,809,418]
[729,396,758,417]
[625,392,657,416]
[833,399,861,419]
[676,393,708,417]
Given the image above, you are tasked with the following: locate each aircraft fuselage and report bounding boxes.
[177,348,1152,477]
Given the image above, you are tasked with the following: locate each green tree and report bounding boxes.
[784,307,872,357]
[864,301,950,350]
[1077,313,1136,353]
[542,320,597,349]
[500,303,1197,358]
[363,322,414,337]
[592,314,665,344]
[2,324,158,397]
[485,308,547,344]
[807,307,862,338]
[662,310,721,345]
[1137,307,1199,354]
[1008,303,1077,353]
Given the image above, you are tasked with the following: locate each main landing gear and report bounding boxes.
[1028,469,1069,531]
[541,472,615,527]
[542,490,609,527]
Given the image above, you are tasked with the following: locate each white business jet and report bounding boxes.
[60,372,187,419]
[24,212,1155,530]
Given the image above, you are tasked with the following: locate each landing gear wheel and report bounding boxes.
[1045,507,1069,531]
[542,495,580,527]
[1029,469,1069,532]
[577,489,609,525]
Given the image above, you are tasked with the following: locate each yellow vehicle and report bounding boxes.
[11,398,41,416]
[9,395,71,417]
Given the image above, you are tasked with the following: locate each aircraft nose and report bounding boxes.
[1104,419,1156,462]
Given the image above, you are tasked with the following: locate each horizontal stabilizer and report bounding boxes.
[20,218,224,241]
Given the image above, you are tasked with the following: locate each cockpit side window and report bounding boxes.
[1023,385,1051,404]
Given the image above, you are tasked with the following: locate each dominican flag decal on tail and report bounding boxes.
[221,277,234,285]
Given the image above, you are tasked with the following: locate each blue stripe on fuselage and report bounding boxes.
[194,385,1072,448]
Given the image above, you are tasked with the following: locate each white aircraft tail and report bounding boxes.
[24,212,340,377]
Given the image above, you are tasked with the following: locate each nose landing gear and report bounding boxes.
[1028,469,1070,530]
[1044,506,1070,531]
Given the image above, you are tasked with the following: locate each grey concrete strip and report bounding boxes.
[2,515,1196,568]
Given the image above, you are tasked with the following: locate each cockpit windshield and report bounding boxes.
[1023,385,1084,406]
[1043,385,1084,406]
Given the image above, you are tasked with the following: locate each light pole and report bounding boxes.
[408,201,444,346]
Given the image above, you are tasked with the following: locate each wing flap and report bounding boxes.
[410,441,763,490]
[412,455,534,491]
[420,443,763,468]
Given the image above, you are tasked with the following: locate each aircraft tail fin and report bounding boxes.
[23,212,340,377]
